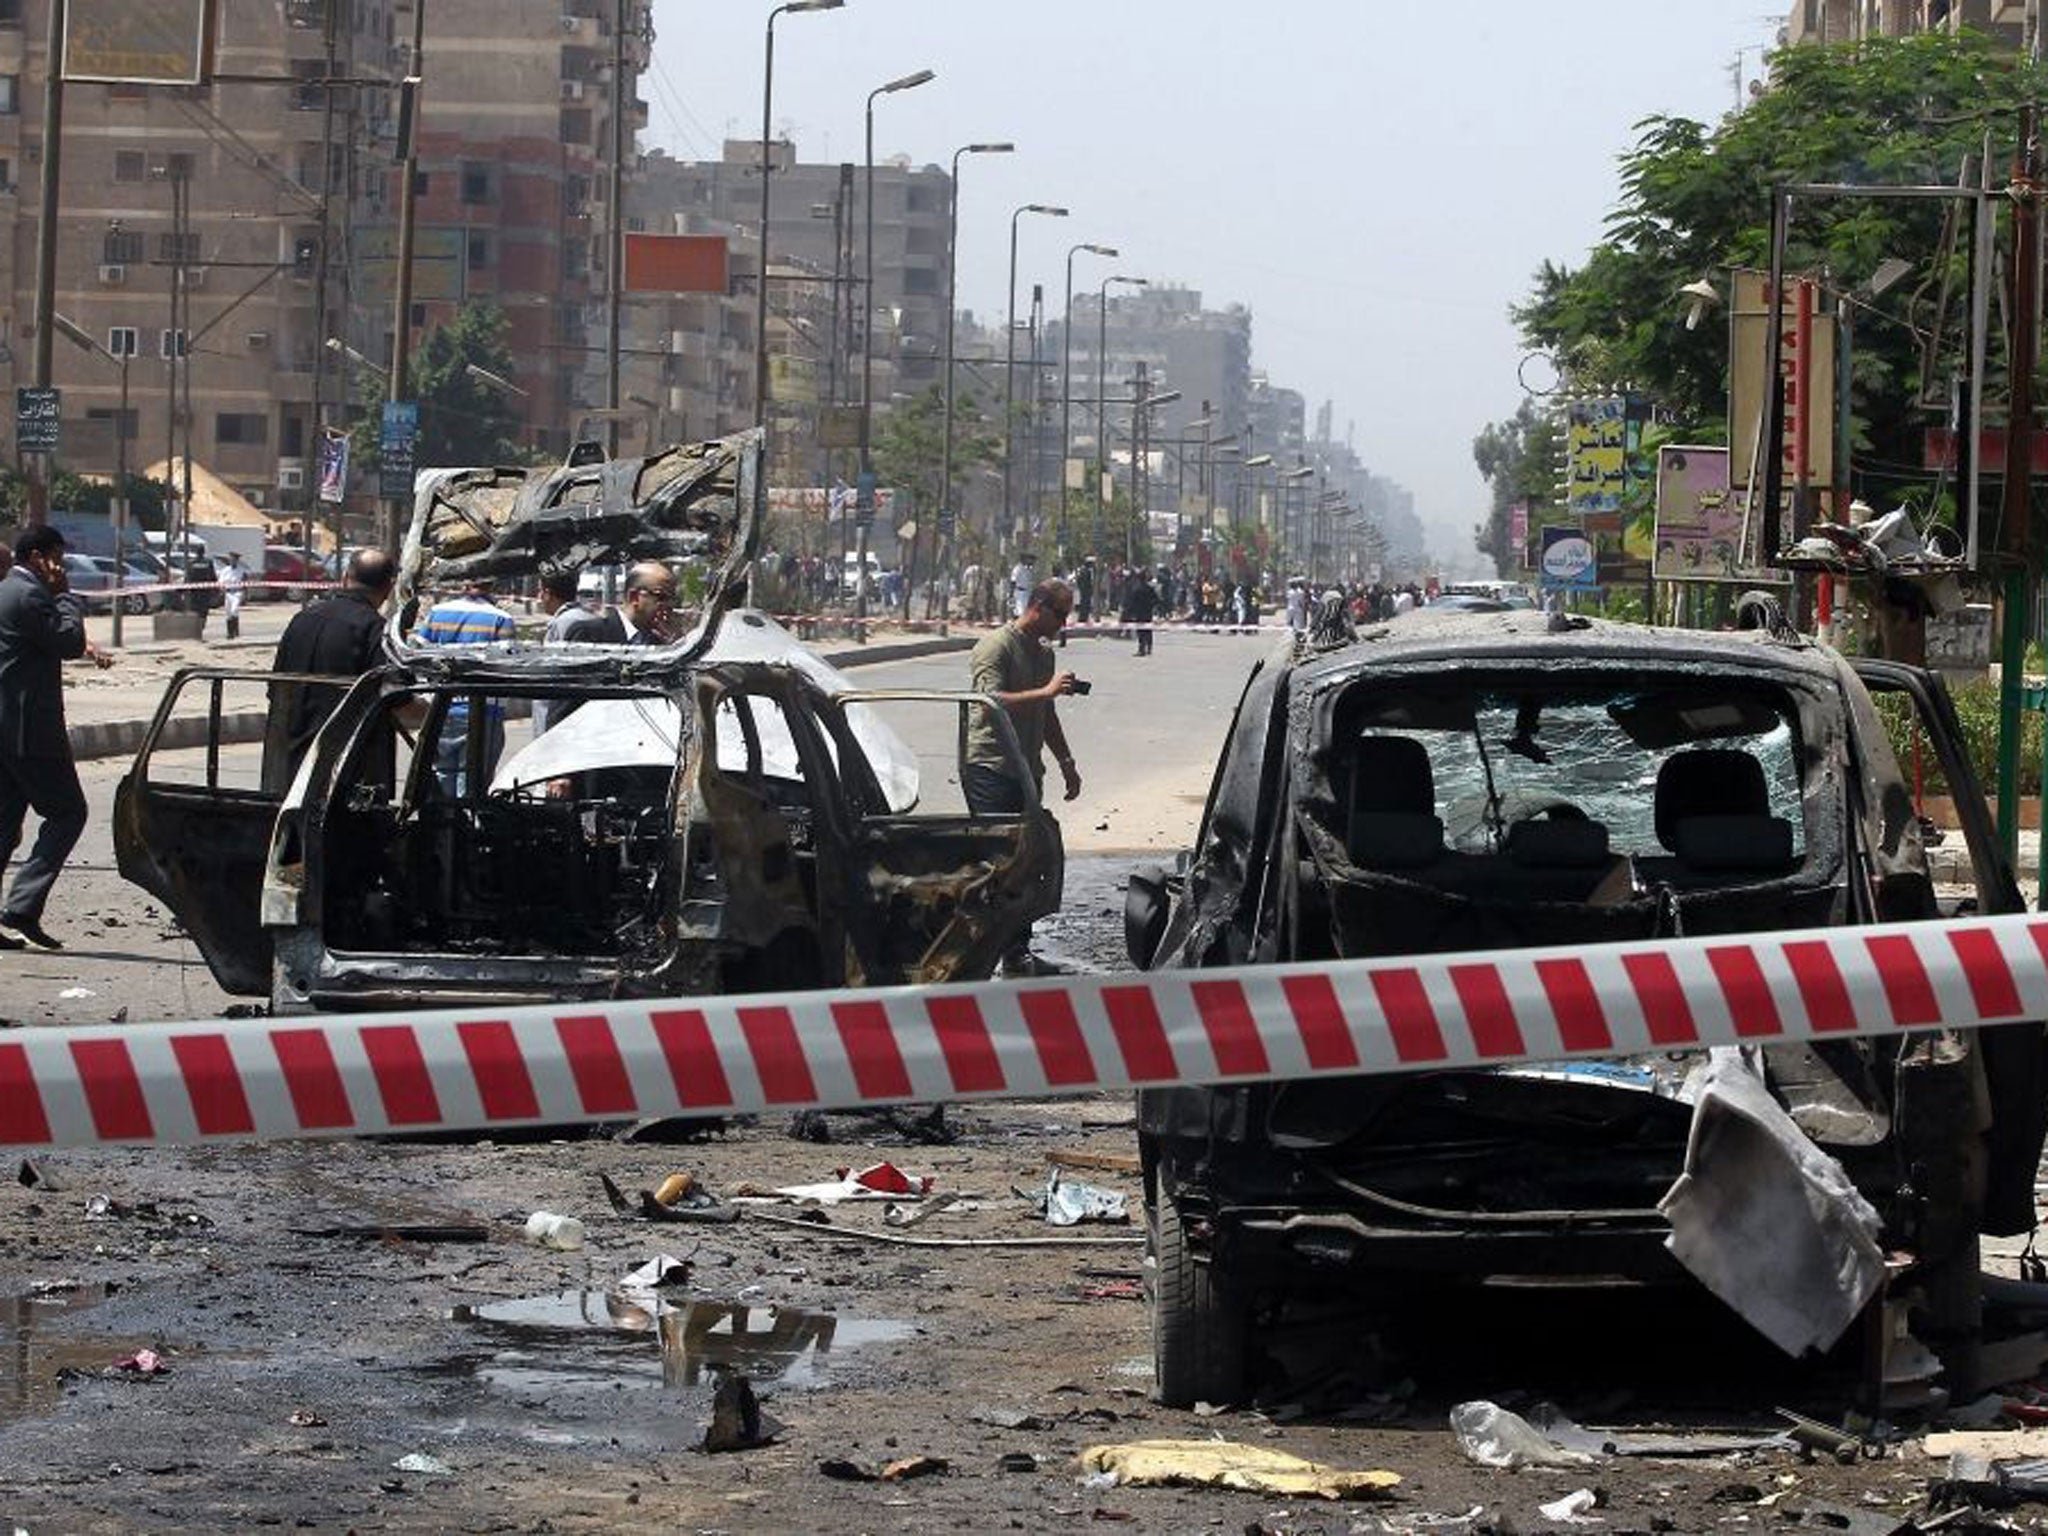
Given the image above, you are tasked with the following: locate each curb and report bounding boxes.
[65,634,976,765]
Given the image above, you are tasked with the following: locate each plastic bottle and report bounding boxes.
[523,1211,585,1251]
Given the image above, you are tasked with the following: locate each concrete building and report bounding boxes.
[1783,0,2026,45]
[0,0,646,517]
[1053,283,1252,463]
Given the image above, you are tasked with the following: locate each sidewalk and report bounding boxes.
[60,616,973,762]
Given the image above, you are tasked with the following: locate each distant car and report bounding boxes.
[260,546,320,601]
[63,553,163,615]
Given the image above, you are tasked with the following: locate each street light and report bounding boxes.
[1093,273,1146,562]
[1001,202,1067,554]
[1240,452,1274,539]
[53,311,133,645]
[325,334,388,379]
[465,363,528,398]
[755,0,844,456]
[934,140,1013,618]
[1058,241,1116,558]
[858,66,937,627]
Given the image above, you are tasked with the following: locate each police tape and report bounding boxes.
[78,578,344,603]
[5,909,2047,1151]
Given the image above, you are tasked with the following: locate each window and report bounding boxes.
[106,327,139,358]
[159,329,187,359]
[288,58,327,111]
[560,108,591,146]
[84,406,138,439]
[410,169,428,197]
[102,229,143,264]
[162,152,195,182]
[114,150,146,183]
[466,230,492,271]
[459,160,493,204]
[0,75,17,115]
[157,231,201,265]
[215,413,268,446]
[281,415,305,458]
[0,0,22,23]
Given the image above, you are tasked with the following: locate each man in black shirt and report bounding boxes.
[264,549,395,792]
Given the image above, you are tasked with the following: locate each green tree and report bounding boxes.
[1512,32,2048,519]
[1470,400,1557,574]
[352,302,528,470]
[871,383,1003,530]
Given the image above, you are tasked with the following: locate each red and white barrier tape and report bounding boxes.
[79,578,343,602]
[5,911,2048,1150]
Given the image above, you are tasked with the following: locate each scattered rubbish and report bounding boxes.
[1778,1407,1870,1463]
[883,1192,961,1229]
[819,1458,876,1482]
[998,1452,1039,1474]
[973,1406,1052,1431]
[289,1223,489,1244]
[391,1452,453,1475]
[1046,1150,1142,1176]
[1451,1402,1598,1470]
[879,1455,946,1481]
[1074,1439,1401,1500]
[618,1255,692,1294]
[16,1158,51,1190]
[1925,1427,2048,1460]
[1949,1396,2013,1430]
[702,1374,783,1452]
[601,1171,740,1225]
[1191,1400,1228,1418]
[1539,1488,1603,1524]
[56,988,95,1000]
[1081,1279,1144,1301]
[768,1162,936,1205]
[1033,1170,1129,1227]
[653,1172,697,1206]
[287,1410,326,1428]
[1933,1452,2048,1509]
[113,1349,166,1376]
[1659,1050,1884,1357]
[523,1211,586,1251]
[743,1209,1143,1249]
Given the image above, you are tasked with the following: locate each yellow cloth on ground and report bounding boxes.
[1075,1439,1401,1500]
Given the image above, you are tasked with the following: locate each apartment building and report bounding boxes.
[1,0,646,515]
[1052,283,1253,461]
[1784,0,2028,45]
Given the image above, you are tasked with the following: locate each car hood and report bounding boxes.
[391,428,762,668]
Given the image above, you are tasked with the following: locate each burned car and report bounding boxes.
[1126,606,2046,1407]
[114,431,1061,1012]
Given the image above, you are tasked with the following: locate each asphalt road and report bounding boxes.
[0,624,1268,1028]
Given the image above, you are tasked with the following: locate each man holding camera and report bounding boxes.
[964,577,1083,977]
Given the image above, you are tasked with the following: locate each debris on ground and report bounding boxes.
[1932,1452,2048,1510]
[1073,1439,1401,1499]
[1045,1150,1142,1176]
[1029,1170,1129,1226]
[288,1223,489,1243]
[114,1349,167,1376]
[883,1191,961,1228]
[522,1210,585,1250]
[1538,1487,1604,1524]
[972,1406,1052,1431]
[1925,1428,2048,1460]
[702,1374,783,1453]
[762,1161,936,1204]
[618,1254,693,1294]
[391,1452,454,1476]
[600,1170,741,1225]
[287,1411,326,1428]
[1451,1401,1599,1470]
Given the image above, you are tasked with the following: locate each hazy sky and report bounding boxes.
[644,2,1779,560]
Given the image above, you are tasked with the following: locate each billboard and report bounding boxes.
[624,234,730,295]
[1565,397,1630,515]
[1538,524,1598,593]
[355,228,466,306]
[1728,269,1835,490]
[1652,444,1787,584]
[64,0,215,86]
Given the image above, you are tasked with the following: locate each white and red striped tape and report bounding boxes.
[7,910,2046,1150]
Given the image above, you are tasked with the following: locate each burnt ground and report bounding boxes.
[1,859,2045,1534]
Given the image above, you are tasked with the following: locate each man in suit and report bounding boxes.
[0,526,112,949]
[566,561,677,646]
[265,549,396,793]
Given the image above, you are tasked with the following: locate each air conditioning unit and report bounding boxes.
[277,465,305,491]
[98,263,126,285]
[246,330,271,350]
[560,13,579,30]
[561,79,585,101]
[183,266,208,290]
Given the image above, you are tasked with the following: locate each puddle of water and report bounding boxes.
[0,1283,162,1427]
[451,1290,915,1394]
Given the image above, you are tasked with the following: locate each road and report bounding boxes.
[3,625,1265,1029]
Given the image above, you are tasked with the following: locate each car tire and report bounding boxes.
[1150,1177,1248,1409]
[122,593,150,616]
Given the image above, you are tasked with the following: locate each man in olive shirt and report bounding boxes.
[965,579,1081,974]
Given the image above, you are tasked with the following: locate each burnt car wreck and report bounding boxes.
[1127,607,2048,1408]
[114,430,1061,1013]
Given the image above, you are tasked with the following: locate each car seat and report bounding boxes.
[1346,734,1445,870]
[1650,748,1795,877]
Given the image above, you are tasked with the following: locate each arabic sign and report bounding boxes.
[354,228,466,306]
[1652,444,1786,584]
[63,0,215,85]
[379,402,419,502]
[1538,525,1598,592]
[14,387,59,455]
[318,431,350,505]
[1565,397,1630,515]
[1508,501,1530,568]
[1729,269,1835,490]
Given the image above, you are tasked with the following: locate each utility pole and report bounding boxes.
[606,0,627,458]
[385,0,428,552]
[305,0,340,592]
[26,0,68,528]
[1998,44,2042,862]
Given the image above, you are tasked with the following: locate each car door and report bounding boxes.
[814,689,1063,986]
[113,666,336,996]
[1851,657,2046,1238]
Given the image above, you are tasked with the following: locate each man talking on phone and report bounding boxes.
[963,577,1081,977]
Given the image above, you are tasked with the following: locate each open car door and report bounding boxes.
[1851,656,2047,1239]
[817,691,1063,986]
[113,667,325,997]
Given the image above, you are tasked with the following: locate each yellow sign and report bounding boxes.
[1565,397,1630,515]
[64,0,215,85]
[1728,269,1836,489]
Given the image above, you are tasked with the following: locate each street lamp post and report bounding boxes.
[858,66,936,630]
[755,2,843,452]
[1058,241,1115,559]
[1093,273,1145,563]
[52,313,130,645]
[934,140,1012,620]
[1282,464,1314,572]
[1128,384,1179,566]
[1002,203,1067,557]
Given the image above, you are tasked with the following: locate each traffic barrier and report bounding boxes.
[5,909,2047,1151]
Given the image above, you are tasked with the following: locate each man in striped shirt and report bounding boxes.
[418,579,516,796]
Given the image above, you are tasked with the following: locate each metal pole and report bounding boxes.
[1095,281,1108,564]
[1999,107,2040,860]
[1003,207,1021,554]
[939,146,965,619]
[858,90,876,631]
[386,0,428,551]
[111,351,127,646]
[1967,138,1996,570]
[307,0,339,602]
[26,0,66,528]
[606,0,627,458]
[754,6,782,437]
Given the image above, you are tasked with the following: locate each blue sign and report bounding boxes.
[379,401,419,501]
[1539,525,1598,593]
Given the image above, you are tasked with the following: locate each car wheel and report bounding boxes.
[122,593,150,616]
[1149,1176,1248,1409]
